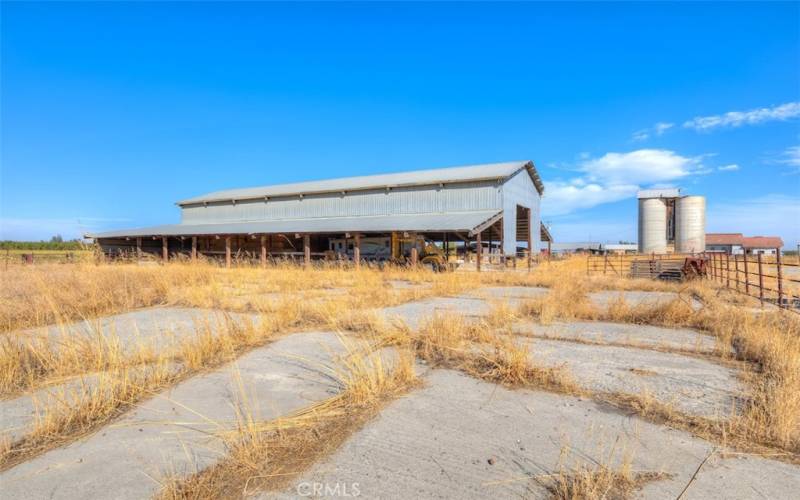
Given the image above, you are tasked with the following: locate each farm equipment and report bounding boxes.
[629,256,709,281]
[390,233,451,271]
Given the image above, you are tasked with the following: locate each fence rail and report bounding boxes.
[587,251,800,311]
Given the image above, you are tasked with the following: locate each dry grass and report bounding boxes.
[0,363,176,471]
[540,450,666,500]
[519,278,800,458]
[413,313,580,394]
[157,337,418,499]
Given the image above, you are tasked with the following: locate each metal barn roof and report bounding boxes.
[87,210,502,239]
[178,161,544,205]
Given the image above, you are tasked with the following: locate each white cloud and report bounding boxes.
[654,122,674,135]
[777,145,800,170]
[707,194,800,247]
[717,164,739,172]
[580,149,702,185]
[631,122,674,141]
[683,102,800,131]
[543,149,706,216]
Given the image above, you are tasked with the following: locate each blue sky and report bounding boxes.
[2,2,799,246]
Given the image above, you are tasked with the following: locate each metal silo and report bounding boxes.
[638,198,668,254]
[675,196,706,254]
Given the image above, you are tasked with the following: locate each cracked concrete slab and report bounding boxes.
[514,320,722,354]
[0,331,366,500]
[589,290,702,311]
[380,296,494,329]
[9,307,261,353]
[263,369,799,499]
[522,337,742,417]
[468,286,549,300]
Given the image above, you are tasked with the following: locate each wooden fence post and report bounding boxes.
[162,237,168,262]
[191,237,197,262]
[726,253,731,288]
[136,237,142,261]
[743,252,750,295]
[757,253,764,306]
[303,234,311,268]
[225,236,231,268]
[734,254,740,291]
[776,248,784,308]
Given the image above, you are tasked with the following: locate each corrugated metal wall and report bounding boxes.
[181,181,503,224]
[500,170,542,254]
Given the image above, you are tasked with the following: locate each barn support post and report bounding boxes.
[498,217,505,268]
[136,237,142,261]
[162,237,168,262]
[353,233,361,269]
[303,234,311,268]
[225,236,231,268]
[526,208,532,270]
[410,232,418,267]
[260,235,267,268]
[476,231,482,272]
[191,237,197,262]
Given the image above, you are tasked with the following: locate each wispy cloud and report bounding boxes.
[717,164,739,172]
[683,102,800,131]
[543,149,707,216]
[777,145,800,171]
[633,102,800,140]
[631,122,674,142]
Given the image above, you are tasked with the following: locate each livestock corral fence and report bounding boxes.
[588,252,800,312]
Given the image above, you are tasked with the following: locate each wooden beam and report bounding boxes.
[225,236,231,268]
[191,236,197,261]
[353,233,361,269]
[162,237,168,262]
[260,235,267,268]
[303,234,311,267]
[469,211,503,237]
[410,233,418,267]
[476,231,482,272]
[136,237,142,261]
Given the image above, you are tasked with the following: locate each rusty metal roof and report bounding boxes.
[742,236,784,249]
[177,161,544,205]
[706,233,744,245]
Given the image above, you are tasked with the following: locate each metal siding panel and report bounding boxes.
[184,180,502,222]
[500,170,542,254]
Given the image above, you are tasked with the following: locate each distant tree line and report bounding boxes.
[0,235,87,251]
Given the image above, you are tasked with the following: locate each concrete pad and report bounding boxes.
[1,377,100,445]
[10,307,260,353]
[0,331,364,500]
[589,290,701,311]
[523,338,742,417]
[468,286,549,300]
[380,296,493,329]
[387,280,432,291]
[265,369,800,499]
[514,320,721,354]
